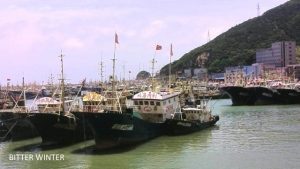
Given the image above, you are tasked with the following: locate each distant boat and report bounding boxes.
[221,83,300,106]
[220,86,257,105]
[164,99,219,135]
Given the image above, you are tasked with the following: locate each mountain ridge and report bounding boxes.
[160,0,300,75]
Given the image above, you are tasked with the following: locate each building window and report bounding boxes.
[144,101,149,105]
[134,101,138,105]
[156,102,161,106]
[150,101,154,105]
[139,101,143,105]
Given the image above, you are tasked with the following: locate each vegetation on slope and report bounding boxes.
[160,0,300,75]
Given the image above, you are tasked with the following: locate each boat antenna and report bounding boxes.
[59,50,65,113]
[100,55,104,83]
[257,3,260,17]
[207,30,211,42]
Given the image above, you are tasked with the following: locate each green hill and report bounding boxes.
[160,0,300,75]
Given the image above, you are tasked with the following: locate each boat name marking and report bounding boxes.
[112,124,134,131]
[177,122,192,127]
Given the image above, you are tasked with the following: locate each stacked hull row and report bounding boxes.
[0,89,219,150]
[221,86,300,106]
[0,110,218,149]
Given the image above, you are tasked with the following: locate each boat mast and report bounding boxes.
[151,58,156,92]
[59,51,65,113]
[22,77,26,108]
[168,44,173,92]
[112,33,117,111]
[50,73,54,95]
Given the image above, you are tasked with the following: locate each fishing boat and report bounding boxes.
[164,99,219,135]
[220,86,257,105]
[221,81,300,106]
[0,80,38,142]
[82,89,181,149]
[79,39,183,149]
[18,52,91,146]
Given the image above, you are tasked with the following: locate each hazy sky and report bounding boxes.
[0,0,289,85]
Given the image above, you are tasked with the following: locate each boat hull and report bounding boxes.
[220,86,256,105]
[0,111,38,141]
[24,112,92,146]
[221,86,300,106]
[164,115,219,135]
[276,88,300,104]
[77,112,163,150]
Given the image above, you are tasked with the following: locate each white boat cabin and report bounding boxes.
[132,91,181,123]
[35,97,73,113]
[175,100,212,122]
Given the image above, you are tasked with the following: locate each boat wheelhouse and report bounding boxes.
[132,91,181,123]
[81,92,105,113]
[35,97,73,113]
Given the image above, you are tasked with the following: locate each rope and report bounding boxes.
[0,120,18,140]
[0,116,28,123]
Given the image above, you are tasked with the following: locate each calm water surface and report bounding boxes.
[1,99,300,169]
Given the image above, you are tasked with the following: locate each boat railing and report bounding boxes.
[37,107,62,113]
[12,106,29,113]
[81,105,104,113]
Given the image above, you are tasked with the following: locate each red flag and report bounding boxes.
[156,45,162,50]
[115,33,119,44]
[170,44,173,56]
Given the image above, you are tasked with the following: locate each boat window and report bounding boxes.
[134,101,138,105]
[150,101,154,105]
[144,101,149,105]
[139,101,143,105]
[156,102,161,106]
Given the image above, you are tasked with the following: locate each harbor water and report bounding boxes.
[1,99,300,169]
